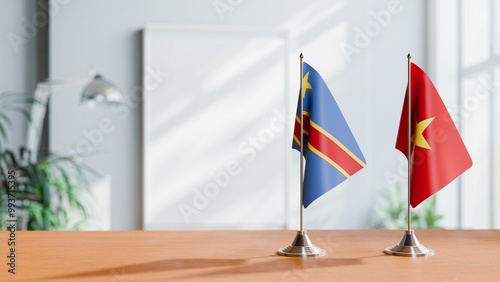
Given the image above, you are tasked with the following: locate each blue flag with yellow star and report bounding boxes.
[293,62,366,208]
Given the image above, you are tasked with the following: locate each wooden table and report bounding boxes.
[1,230,499,281]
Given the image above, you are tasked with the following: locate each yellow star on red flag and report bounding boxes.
[411,117,435,152]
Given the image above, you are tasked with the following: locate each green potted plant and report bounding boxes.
[0,92,92,230]
[373,182,444,229]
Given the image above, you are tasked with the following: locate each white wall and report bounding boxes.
[49,0,426,230]
[428,0,500,230]
[0,0,38,150]
[427,0,461,229]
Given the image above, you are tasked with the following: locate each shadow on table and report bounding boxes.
[41,258,248,280]
[180,256,371,280]
[41,255,378,280]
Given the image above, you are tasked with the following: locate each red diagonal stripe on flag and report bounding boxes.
[308,121,365,176]
[293,113,310,144]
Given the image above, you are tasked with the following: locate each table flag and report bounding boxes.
[395,62,472,207]
[293,62,366,208]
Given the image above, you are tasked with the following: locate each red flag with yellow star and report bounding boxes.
[395,62,472,208]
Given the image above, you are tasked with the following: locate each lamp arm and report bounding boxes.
[25,69,96,161]
[25,82,51,162]
[44,69,96,90]
[25,69,121,160]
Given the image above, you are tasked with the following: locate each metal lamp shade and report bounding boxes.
[81,74,122,105]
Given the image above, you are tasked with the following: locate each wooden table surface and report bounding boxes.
[1,230,499,281]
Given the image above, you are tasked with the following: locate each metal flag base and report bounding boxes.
[383,230,434,257]
[277,230,326,257]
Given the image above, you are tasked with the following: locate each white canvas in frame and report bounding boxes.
[142,25,290,229]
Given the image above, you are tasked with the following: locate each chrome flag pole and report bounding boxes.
[277,53,325,257]
[383,54,434,257]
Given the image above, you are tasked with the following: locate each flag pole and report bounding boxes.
[299,53,304,232]
[277,53,325,257]
[383,53,434,257]
[407,53,412,233]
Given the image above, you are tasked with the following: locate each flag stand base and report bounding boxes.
[383,230,434,257]
[277,230,326,257]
